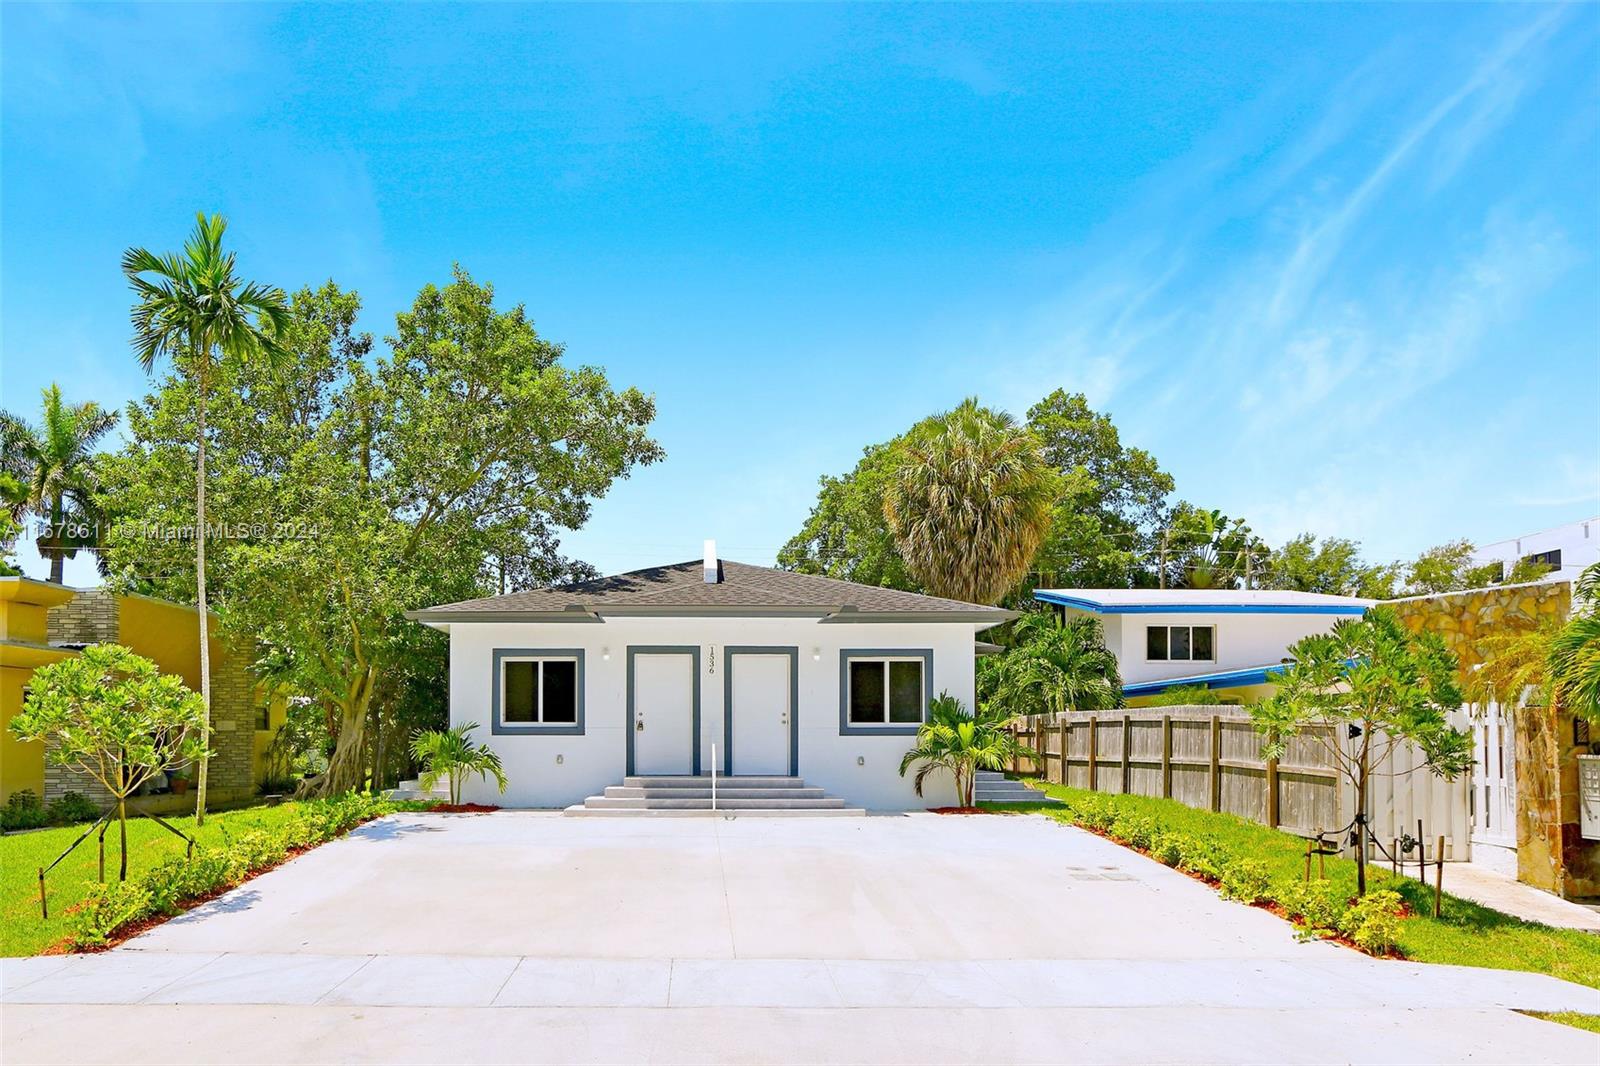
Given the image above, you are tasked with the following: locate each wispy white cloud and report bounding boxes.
[945,9,1591,560]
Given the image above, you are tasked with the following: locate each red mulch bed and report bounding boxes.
[424,803,500,814]
[928,806,996,815]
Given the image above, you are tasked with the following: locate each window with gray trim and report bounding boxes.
[1146,625,1214,662]
[847,657,925,725]
[500,656,579,725]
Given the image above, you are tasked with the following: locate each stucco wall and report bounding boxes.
[446,617,975,810]
[1091,611,1349,686]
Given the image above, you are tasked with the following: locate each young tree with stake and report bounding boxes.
[9,645,208,881]
[1251,608,1473,894]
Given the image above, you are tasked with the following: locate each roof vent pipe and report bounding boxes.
[703,540,719,584]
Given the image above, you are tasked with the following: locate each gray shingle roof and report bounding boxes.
[409,559,1012,623]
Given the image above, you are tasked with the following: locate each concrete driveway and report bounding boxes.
[4,812,1598,1064]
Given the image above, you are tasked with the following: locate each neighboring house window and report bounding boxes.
[256,703,270,731]
[1146,625,1215,662]
[492,649,585,735]
[1522,549,1561,571]
[839,650,932,734]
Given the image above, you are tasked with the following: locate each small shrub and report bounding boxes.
[3,789,49,831]
[1110,813,1157,850]
[67,880,153,948]
[1149,832,1184,866]
[1281,879,1347,937]
[1218,858,1273,903]
[46,791,100,826]
[1176,836,1226,880]
[1338,889,1404,954]
[143,852,233,915]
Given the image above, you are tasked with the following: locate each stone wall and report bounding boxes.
[43,590,258,809]
[1386,581,1598,899]
[1386,580,1571,670]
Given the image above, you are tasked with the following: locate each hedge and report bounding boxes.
[64,793,403,949]
[1051,791,1405,955]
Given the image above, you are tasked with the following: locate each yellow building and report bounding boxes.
[0,576,271,809]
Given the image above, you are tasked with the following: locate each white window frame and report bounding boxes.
[1145,624,1216,663]
[497,654,581,728]
[845,655,927,728]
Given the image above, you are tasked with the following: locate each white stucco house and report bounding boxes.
[408,544,1013,812]
[1470,516,1598,585]
[1031,588,1372,704]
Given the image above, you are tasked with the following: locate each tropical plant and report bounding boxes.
[409,722,507,806]
[897,693,1035,807]
[0,384,119,582]
[1251,608,1472,894]
[122,213,289,826]
[885,398,1058,604]
[8,644,208,879]
[981,610,1122,718]
[1465,562,1600,722]
[1548,562,1600,722]
[1145,684,1230,707]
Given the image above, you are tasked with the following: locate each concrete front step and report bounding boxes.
[563,806,867,818]
[604,786,829,800]
[568,774,861,817]
[584,796,847,810]
[974,771,1060,804]
[622,775,806,789]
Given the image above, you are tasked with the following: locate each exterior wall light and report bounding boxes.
[812,647,821,661]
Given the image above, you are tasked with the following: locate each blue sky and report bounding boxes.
[3,3,1597,584]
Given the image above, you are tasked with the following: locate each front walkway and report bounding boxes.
[4,813,1597,1064]
[1441,863,1600,932]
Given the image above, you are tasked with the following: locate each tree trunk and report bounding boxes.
[311,683,374,796]
[1355,726,1372,895]
[117,798,128,882]
[193,375,214,826]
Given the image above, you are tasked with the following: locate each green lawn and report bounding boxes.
[990,779,1600,992]
[2,803,309,957]
[1521,1012,1600,1034]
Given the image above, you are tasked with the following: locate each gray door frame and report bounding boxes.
[723,646,800,777]
[625,645,702,777]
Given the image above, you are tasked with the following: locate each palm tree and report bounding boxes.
[410,723,508,806]
[885,399,1058,605]
[898,693,1035,807]
[0,385,119,583]
[123,213,289,825]
[1549,563,1600,721]
[983,610,1122,718]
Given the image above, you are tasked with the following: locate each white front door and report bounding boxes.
[731,652,791,776]
[633,652,696,775]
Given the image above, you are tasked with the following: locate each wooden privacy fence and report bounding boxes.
[1011,706,1472,861]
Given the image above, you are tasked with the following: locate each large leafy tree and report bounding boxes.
[1158,504,1269,590]
[1025,390,1174,588]
[102,270,663,795]
[885,399,1058,604]
[1262,533,1399,599]
[122,213,289,824]
[979,610,1122,718]
[1252,608,1472,893]
[0,385,119,583]
[777,440,918,591]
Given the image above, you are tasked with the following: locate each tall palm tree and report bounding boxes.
[123,213,288,825]
[0,384,119,583]
[885,399,1058,605]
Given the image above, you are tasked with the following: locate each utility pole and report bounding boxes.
[1159,531,1169,590]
